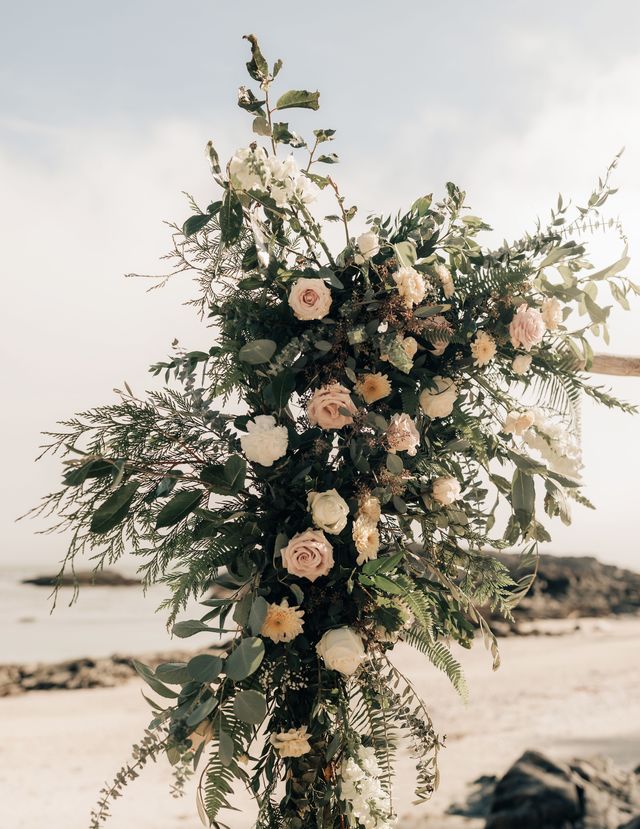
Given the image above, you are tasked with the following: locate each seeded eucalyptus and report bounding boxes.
[33,34,637,829]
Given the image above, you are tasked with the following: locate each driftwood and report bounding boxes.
[590,354,640,377]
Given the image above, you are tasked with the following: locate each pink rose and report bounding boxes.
[386,413,420,456]
[509,304,545,352]
[288,278,332,321]
[307,383,357,430]
[281,529,334,581]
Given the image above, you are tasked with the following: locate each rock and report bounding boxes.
[487,555,640,634]
[0,646,229,696]
[484,750,640,829]
[22,569,140,587]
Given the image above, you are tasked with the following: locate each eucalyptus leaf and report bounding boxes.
[233,689,267,724]
[239,339,277,364]
[275,89,320,111]
[225,637,265,681]
[187,654,224,684]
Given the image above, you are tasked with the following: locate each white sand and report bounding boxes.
[1,616,639,829]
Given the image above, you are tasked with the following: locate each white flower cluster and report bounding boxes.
[523,409,583,480]
[340,746,395,829]
[229,146,319,206]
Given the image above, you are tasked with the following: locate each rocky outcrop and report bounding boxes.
[22,569,140,587]
[489,555,640,634]
[483,751,640,829]
[0,647,228,697]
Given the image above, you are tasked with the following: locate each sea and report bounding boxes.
[0,561,205,664]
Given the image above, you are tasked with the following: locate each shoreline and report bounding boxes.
[1,616,639,828]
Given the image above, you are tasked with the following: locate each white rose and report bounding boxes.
[419,376,458,419]
[542,297,563,331]
[393,266,426,307]
[307,489,349,534]
[229,146,269,191]
[355,231,380,263]
[316,627,366,676]
[288,277,332,321]
[432,476,462,506]
[512,354,532,375]
[240,415,288,467]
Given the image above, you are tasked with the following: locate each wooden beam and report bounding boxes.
[590,354,640,377]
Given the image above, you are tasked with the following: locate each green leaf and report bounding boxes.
[225,637,265,681]
[233,689,267,724]
[200,464,235,495]
[275,89,320,111]
[154,662,191,685]
[248,596,269,636]
[386,453,403,474]
[238,339,277,364]
[371,574,405,595]
[252,116,271,136]
[264,371,296,410]
[224,455,246,493]
[155,490,203,529]
[132,660,178,699]
[317,153,339,164]
[182,213,213,238]
[186,696,217,728]
[219,728,235,767]
[219,190,244,245]
[512,469,535,529]
[380,332,413,374]
[187,654,224,683]
[63,458,115,487]
[90,482,139,534]
[243,33,269,81]
[394,241,417,267]
[172,619,216,639]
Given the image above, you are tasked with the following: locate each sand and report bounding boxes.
[1,616,639,829]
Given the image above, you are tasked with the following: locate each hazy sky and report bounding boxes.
[2,1,639,570]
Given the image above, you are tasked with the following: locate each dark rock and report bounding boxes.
[22,569,140,587]
[488,555,640,634]
[0,646,229,696]
[484,750,640,829]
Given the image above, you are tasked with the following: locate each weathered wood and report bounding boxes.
[590,354,640,377]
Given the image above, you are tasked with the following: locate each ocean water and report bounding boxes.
[0,564,206,664]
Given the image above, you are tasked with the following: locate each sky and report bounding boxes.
[1,1,639,571]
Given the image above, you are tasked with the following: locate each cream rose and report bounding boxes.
[240,415,289,467]
[542,297,563,331]
[281,529,334,581]
[509,304,545,351]
[288,277,332,321]
[503,410,535,436]
[419,376,457,419]
[434,262,455,298]
[355,230,380,262]
[316,627,366,676]
[432,476,462,506]
[512,354,532,375]
[270,727,311,758]
[307,489,349,534]
[393,266,426,307]
[307,383,357,430]
[386,413,420,456]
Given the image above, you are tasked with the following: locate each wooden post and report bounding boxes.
[590,354,640,377]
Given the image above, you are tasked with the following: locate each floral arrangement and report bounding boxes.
[33,35,638,829]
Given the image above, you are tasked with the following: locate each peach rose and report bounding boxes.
[281,529,334,581]
[307,383,357,430]
[288,277,332,321]
[509,304,545,352]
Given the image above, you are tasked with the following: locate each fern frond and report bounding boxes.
[403,627,468,700]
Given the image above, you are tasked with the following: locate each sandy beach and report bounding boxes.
[1,616,638,829]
